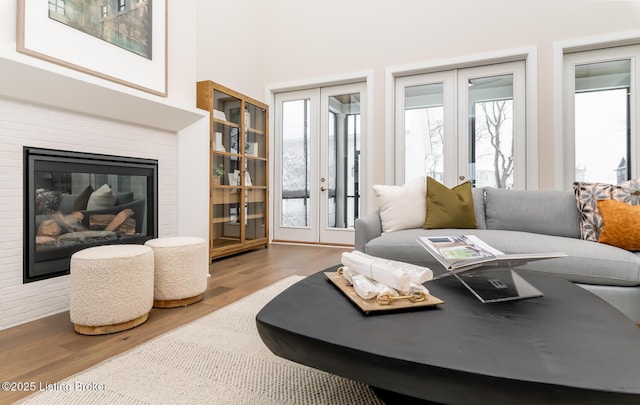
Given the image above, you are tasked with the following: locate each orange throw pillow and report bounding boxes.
[596,199,640,251]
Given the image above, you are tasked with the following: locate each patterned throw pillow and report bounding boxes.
[573,179,640,241]
[34,189,61,215]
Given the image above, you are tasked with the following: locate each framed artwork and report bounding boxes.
[17,0,167,97]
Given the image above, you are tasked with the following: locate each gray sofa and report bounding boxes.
[355,187,640,323]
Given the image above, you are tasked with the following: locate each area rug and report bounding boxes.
[19,276,383,405]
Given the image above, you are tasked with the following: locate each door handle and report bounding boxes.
[321,186,327,192]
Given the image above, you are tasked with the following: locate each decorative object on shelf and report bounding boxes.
[229,206,238,224]
[230,128,239,155]
[17,0,168,96]
[213,110,227,121]
[214,132,225,152]
[213,163,225,185]
[246,142,258,156]
[244,171,252,187]
[244,109,251,129]
[228,170,240,186]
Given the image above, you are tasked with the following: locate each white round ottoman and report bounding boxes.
[145,237,208,308]
[70,245,154,335]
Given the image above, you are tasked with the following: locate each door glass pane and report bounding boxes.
[327,93,360,229]
[404,83,444,182]
[574,60,630,183]
[281,99,311,227]
[469,74,514,189]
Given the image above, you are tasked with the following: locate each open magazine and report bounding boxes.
[417,235,566,277]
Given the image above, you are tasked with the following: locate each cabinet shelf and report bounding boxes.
[197,80,269,261]
[213,118,240,128]
[247,127,265,135]
[211,150,241,158]
[245,156,267,163]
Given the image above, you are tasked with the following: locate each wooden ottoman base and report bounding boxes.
[73,312,150,336]
[153,293,204,308]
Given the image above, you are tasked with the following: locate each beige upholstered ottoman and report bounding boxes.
[145,236,208,308]
[70,245,154,335]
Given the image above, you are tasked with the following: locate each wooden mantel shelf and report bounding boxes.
[0,53,206,132]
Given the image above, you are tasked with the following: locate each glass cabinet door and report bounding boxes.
[243,102,267,241]
[211,88,243,250]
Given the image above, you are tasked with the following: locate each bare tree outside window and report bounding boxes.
[405,106,444,182]
[425,108,444,179]
[473,99,514,189]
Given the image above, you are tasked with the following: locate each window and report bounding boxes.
[395,61,526,188]
[118,0,126,12]
[404,83,445,183]
[563,45,639,186]
[467,74,517,189]
[48,0,64,15]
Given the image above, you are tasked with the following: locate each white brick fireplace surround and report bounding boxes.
[0,97,207,329]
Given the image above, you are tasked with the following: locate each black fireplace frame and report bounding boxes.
[23,147,158,283]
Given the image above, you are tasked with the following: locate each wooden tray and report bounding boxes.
[324,271,444,314]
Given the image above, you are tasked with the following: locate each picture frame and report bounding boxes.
[17,0,168,97]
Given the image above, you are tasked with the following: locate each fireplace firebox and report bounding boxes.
[24,147,158,283]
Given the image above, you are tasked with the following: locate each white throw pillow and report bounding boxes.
[86,184,117,211]
[372,176,426,234]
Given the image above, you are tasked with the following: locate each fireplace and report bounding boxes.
[24,147,158,283]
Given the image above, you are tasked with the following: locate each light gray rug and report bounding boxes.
[19,276,383,405]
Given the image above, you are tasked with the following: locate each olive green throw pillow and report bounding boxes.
[424,177,477,229]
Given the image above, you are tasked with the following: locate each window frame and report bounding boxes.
[386,47,538,189]
[561,44,640,188]
[393,60,528,189]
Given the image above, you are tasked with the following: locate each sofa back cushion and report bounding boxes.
[484,188,580,238]
[472,188,486,229]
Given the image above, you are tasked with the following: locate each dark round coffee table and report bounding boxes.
[256,265,640,404]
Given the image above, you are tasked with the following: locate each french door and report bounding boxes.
[273,82,366,245]
[395,61,526,188]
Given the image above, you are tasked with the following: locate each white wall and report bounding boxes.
[197,0,640,191]
[0,0,209,329]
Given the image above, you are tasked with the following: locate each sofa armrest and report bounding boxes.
[355,211,382,252]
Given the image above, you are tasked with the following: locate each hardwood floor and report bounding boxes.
[0,244,350,404]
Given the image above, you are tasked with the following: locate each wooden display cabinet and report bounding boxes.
[196,81,269,261]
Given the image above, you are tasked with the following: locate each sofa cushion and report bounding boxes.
[58,193,78,214]
[597,199,640,251]
[364,229,640,287]
[115,192,134,206]
[425,177,476,229]
[373,176,426,234]
[484,188,580,238]
[472,188,486,230]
